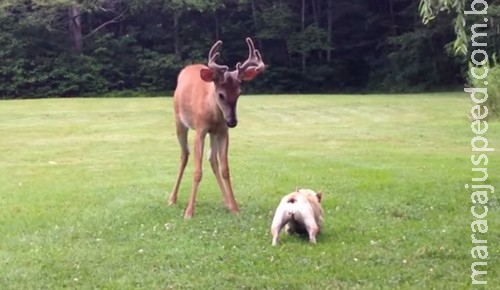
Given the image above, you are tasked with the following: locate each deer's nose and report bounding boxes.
[227,120,238,128]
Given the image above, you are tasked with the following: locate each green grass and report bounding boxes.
[0,93,498,289]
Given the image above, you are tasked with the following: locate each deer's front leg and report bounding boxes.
[184,130,206,219]
[217,131,239,214]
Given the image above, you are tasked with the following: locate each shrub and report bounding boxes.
[468,56,500,120]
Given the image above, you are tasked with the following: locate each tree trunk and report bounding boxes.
[312,0,319,27]
[428,38,440,79]
[68,6,83,53]
[173,11,181,56]
[119,18,124,36]
[312,0,321,60]
[388,0,397,36]
[250,0,258,30]
[326,0,333,63]
[301,0,306,73]
[214,11,219,40]
[250,0,262,48]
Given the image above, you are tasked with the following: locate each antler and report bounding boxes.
[236,37,265,77]
[207,40,229,73]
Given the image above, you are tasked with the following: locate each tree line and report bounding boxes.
[0,0,499,99]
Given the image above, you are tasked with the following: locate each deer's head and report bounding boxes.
[200,37,265,128]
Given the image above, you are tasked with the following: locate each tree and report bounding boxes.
[419,0,467,55]
[0,0,474,98]
[0,0,127,53]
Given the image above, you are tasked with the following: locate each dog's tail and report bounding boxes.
[285,196,298,218]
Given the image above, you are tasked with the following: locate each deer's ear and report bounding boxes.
[200,68,216,82]
[240,67,259,81]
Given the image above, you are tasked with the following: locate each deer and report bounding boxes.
[168,37,266,219]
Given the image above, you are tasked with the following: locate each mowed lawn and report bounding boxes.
[0,93,498,289]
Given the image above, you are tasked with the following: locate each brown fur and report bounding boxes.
[167,38,265,219]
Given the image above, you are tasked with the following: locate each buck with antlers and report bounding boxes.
[168,37,266,218]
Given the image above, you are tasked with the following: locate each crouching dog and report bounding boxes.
[270,188,324,246]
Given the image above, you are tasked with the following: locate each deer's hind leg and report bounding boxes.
[168,122,189,205]
[207,133,232,209]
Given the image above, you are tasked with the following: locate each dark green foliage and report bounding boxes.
[0,0,498,98]
[468,57,500,120]
[372,19,464,92]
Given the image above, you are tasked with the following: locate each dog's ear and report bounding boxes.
[295,187,300,192]
[316,188,323,203]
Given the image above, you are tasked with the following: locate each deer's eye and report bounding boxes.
[218,93,225,101]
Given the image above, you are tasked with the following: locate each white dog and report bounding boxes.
[270,188,324,246]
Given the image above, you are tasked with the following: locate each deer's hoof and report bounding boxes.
[183,210,193,219]
[167,195,177,205]
[227,203,240,214]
